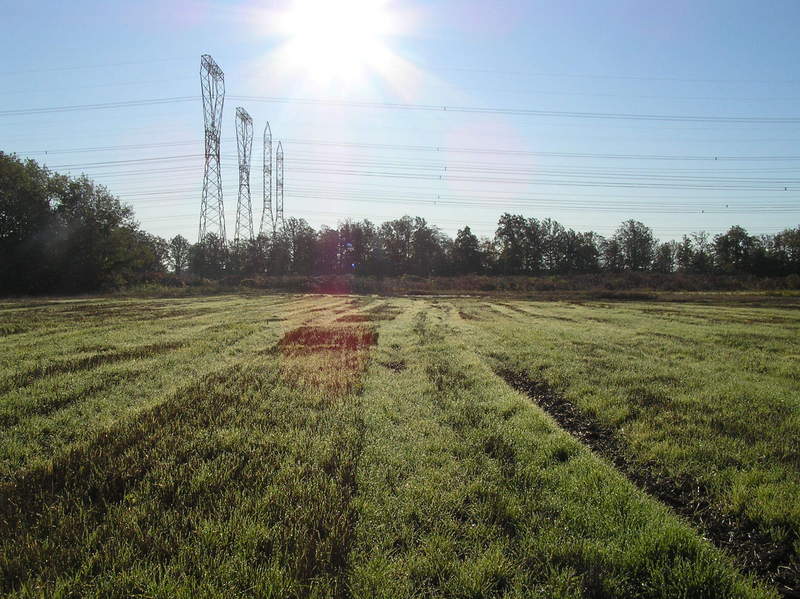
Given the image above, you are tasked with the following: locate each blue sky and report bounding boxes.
[3,0,799,241]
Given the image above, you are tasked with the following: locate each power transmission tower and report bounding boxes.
[234,107,254,242]
[198,54,225,242]
[275,141,284,230]
[260,122,273,235]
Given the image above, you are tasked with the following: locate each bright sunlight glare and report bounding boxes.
[277,0,400,85]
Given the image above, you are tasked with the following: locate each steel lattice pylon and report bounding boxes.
[234,107,254,242]
[260,122,273,236]
[198,54,225,242]
[275,141,284,230]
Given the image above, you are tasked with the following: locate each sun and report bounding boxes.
[276,0,401,86]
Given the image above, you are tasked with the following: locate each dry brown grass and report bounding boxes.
[278,325,378,398]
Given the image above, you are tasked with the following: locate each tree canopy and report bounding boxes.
[1,152,164,293]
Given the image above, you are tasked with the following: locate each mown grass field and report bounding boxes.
[1,293,798,598]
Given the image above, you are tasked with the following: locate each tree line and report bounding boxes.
[183,215,799,280]
[2,152,799,294]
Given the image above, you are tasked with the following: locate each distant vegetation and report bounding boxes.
[2,152,799,295]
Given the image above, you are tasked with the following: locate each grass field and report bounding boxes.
[1,293,798,597]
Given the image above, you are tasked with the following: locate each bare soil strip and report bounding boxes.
[497,368,800,598]
[336,314,375,323]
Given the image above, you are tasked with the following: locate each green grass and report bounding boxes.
[452,297,800,593]
[1,292,795,597]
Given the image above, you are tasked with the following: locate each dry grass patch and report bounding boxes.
[278,325,378,397]
[279,325,377,353]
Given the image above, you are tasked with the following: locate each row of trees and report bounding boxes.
[178,215,800,280]
[2,152,799,294]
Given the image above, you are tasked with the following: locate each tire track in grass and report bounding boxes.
[452,297,800,597]
[0,365,147,428]
[0,339,187,394]
[1,320,229,394]
[0,299,294,395]
[496,368,799,598]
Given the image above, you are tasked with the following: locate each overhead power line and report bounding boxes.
[0,96,196,117]
[46,154,203,169]
[421,64,800,86]
[4,53,797,85]
[230,95,800,124]
[18,136,800,162]
[5,94,800,124]
[0,56,194,76]
[117,187,800,215]
[44,150,800,193]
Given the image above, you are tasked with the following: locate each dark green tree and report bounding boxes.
[689,232,713,274]
[571,231,602,273]
[242,235,269,276]
[189,233,228,279]
[409,218,447,276]
[267,229,292,276]
[0,153,54,292]
[168,235,191,275]
[453,226,483,274]
[772,226,800,275]
[315,226,341,274]
[339,219,378,274]
[601,236,623,272]
[541,218,567,273]
[380,216,415,275]
[653,241,677,273]
[283,217,317,276]
[713,225,757,274]
[611,220,656,271]
[495,213,527,275]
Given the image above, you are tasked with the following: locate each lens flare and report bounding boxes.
[276,0,404,87]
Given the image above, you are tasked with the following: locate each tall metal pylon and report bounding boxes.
[234,107,254,242]
[275,141,285,230]
[260,122,273,235]
[198,54,225,242]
